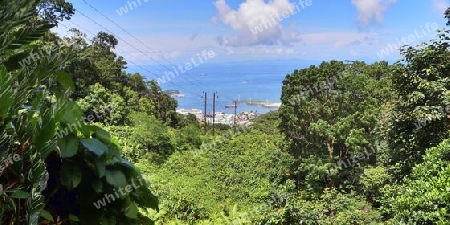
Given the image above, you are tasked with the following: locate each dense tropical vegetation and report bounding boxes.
[1,0,450,224]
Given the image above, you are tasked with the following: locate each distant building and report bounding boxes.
[176,109,258,126]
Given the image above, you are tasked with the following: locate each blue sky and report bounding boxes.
[54,0,450,65]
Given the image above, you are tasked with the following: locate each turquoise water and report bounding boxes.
[133,60,315,114]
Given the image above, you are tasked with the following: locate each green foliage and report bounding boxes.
[101,125,140,162]
[64,47,101,99]
[121,86,140,112]
[0,1,67,222]
[279,60,391,193]
[88,32,127,90]
[0,1,158,224]
[36,0,74,25]
[260,189,382,224]
[77,83,129,126]
[175,113,199,128]
[146,80,179,126]
[355,166,392,211]
[172,124,202,151]
[250,110,280,135]
[388,29,450,177]
[130,112,175,164]
[150,131,293,224]
[381,138,450,224]
[51,28,179,128]
[102,115,201,165]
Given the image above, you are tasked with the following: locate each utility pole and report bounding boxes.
[233,101,237,132]
[203,92,207,132]
[212,91,217,135]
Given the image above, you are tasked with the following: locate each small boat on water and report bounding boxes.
[225,105,237,109]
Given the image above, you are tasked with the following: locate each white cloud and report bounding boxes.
[212,0,305,46]
[351,0,397,25]
[432,0,449,15]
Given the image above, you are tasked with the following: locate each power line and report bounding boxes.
[79,0,210,93]
[75,2,241,109]
[58,22,69,30]
[66,19,95,37]
[80,0,211,89]
[73,9,165,76]
[67,19,157,76]
[63,14,202,98]
[66,20,159,79]
[72,9,203,98]
[78,1,242,108]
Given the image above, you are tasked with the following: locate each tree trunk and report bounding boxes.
[327,138,334,159]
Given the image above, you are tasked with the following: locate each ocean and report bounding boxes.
[131,60,316,114]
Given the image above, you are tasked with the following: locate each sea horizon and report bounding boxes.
[127,59,328,114]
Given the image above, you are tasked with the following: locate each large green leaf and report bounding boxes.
[124,202,138,219]
[94,128,111,145]
[111,157,134,168]
[69,214,80,222]
[56,71,75,93]
[9,190,30,199]
[28,158,46,184]
[40,209,54,222]
[105,170,127,187]
[33,108,59,152]
[135,187,159,210]
[58,134,79,158]
[63,101,83,125]
[91,180,103,193]
[92,157,106,178]
[60,162,82,189]
[0,66,14,116]
[80,138,108,156]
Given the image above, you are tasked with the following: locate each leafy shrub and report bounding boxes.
[261,189,382,224]
[150,131,293,224]
[0,1,158,224]
[381,138,450,224]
